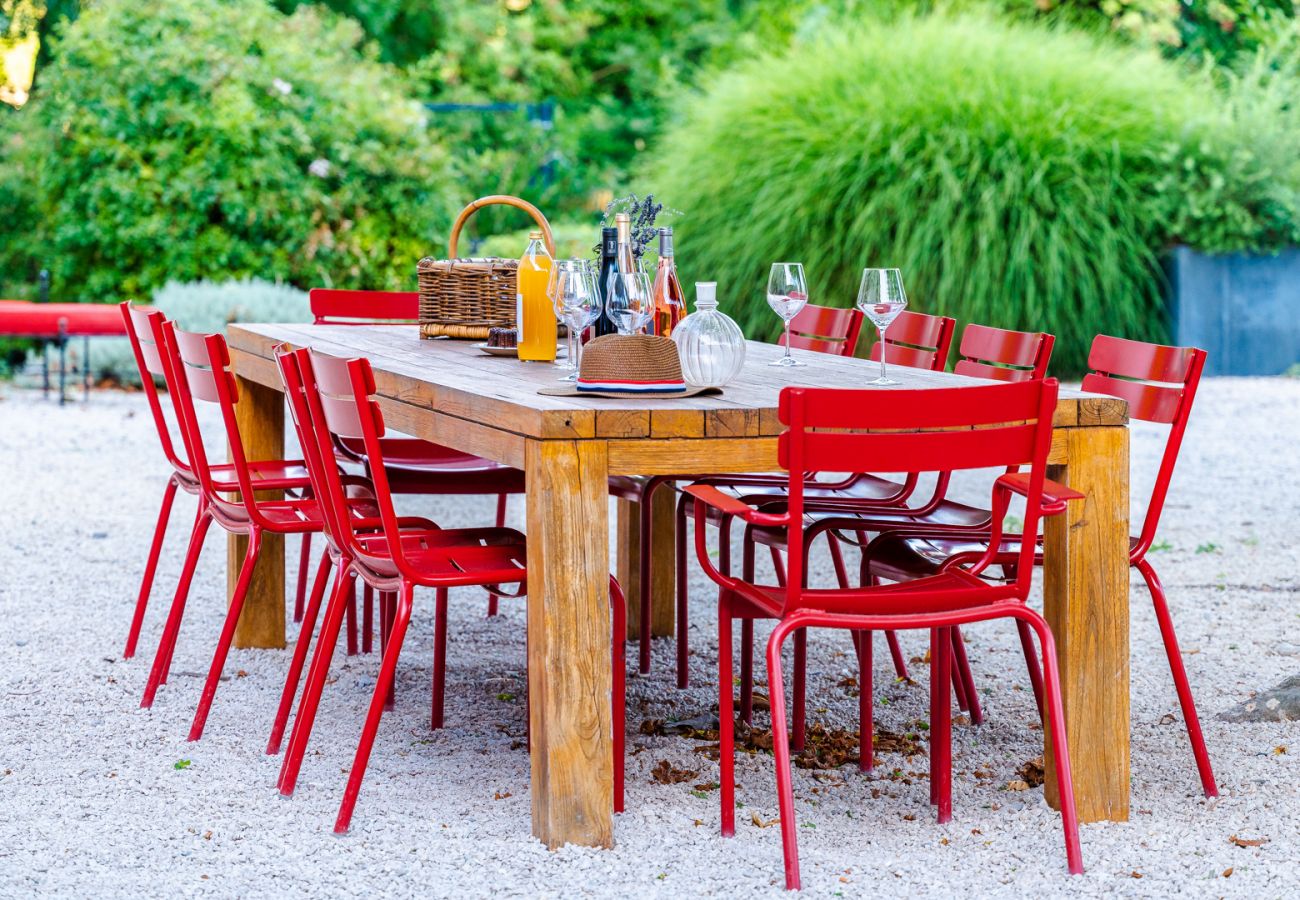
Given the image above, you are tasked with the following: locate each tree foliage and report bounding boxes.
[2,0,458,300]
[653,12,1300,373]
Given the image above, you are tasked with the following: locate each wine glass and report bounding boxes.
[608,267,653,335]
[767,263,808,367]
[549,259,600,381]
[856,268,908,385]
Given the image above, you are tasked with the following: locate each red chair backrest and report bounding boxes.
[310,289,419,325]
[866,310,956,372]
[777,378,1060,612]
[1081,334,1206,557]
[954,324,1054,382]
[777,304,865,357]
[119,302,191,474]
[155,320,267,522]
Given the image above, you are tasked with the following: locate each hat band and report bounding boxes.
[576,376,687,394]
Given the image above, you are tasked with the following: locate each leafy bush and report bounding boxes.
[4,0,458,302]
[653,12,1300,372]
[84,279,310,385]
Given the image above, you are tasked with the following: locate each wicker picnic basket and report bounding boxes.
[417,195,557,340]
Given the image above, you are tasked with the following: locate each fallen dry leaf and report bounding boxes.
[203,831,212,841]
[750,811,780,829]
[1273,745,1287,755]
[1130,871,1143,879]
[1223,867,1233,878]
[1229,834,1268,848]
[235,670,248,679]
[1007,780,1030,792]
[650,759,698,785]
[1016,755,1045,788]
[693,819,704,827]
[493,791,512,800]
[940,838,950,846]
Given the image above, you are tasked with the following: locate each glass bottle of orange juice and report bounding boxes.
[517,230,555,361]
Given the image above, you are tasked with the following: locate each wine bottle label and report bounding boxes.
[516,293,523,328]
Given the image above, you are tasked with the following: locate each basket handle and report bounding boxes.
[448,195,556,258]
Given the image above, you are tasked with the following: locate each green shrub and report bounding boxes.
[653,12,1299,372]
[83,279,310,385]
[5,0,458,302]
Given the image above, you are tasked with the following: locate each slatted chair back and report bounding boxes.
[310,289,419,325]
[119,302,192,474]
[1081,335,1206,559]
[954,324,1054,382]
[777,379,1059,613]
[866,310,956,372]
[777,304,865,357]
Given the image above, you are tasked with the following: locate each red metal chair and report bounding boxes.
[275,346,628,831]
[684,379,1084,889]
[117,302,313,660]
[307,288,525,624]
[740,321,1056,724]
[657,305,936,689]
[861,335,1217,797]
[138,318,378,741]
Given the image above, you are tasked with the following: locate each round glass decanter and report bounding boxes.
[671,282,747,388]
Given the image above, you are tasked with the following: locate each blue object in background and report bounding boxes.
[1168,246,1300,376]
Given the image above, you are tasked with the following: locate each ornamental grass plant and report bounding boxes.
[654,12,1300,372]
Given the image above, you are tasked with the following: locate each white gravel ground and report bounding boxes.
[0,378,1298,898]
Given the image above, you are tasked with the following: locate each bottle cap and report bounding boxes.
[695,282,717,307]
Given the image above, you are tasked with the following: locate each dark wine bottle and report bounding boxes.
[593,226,619,339]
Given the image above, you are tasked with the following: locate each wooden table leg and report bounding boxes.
[228,374,285,650]
[617,484,676,641]
[1043,424,1130,822]
[526,439,614,849]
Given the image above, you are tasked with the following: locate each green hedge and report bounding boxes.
[1,0,458,302]
[652,13,1300,373]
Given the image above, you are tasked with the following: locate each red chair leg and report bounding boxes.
[141,510,212,707]
[765,620,802,891]
[1019,610,1084,874]
[951,643,971,714]
[858,629,874,772]
[638,483,654,678]
[885,631,909,680]
[280,568,354,795]
[188,528,261,741]
[1015,618,1046,721]
[930,627,953,822]
[294,532,311,624]
[488,494,507,617]
[158,502,211,685]
[124,476,179,659]
[1139,558,1218,797]
[675,492,690,688]
[335,584,414,833]
[361,584,374,654]
[740,619,754,725]
[268,551,334,755]
[431,588,449,730]
[792,628,807,752]
[608,575,626,814]
[951,627,982,725]
[718,593,736,837]
[344,581,359,656]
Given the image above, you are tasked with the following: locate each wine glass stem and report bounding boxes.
[784,320,793,361]
[568,326,577,373]
[877,325,888,381]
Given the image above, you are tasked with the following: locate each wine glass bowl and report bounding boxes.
[548,259,601,381]
[856,268,908,385]
[609,269,653,335]
[767,262,808,367]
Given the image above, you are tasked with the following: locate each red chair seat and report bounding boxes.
[354,527,527,583]
[0,302,130,337]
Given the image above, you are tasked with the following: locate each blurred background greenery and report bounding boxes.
[3,0,1299,373]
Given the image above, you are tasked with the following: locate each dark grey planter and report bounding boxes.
[1167,245,1300,376]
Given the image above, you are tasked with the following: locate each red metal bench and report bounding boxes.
[0,300,129,403]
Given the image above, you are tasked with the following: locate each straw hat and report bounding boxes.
[538,334,721,399]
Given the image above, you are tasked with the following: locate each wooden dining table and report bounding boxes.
[225,323,1131,850]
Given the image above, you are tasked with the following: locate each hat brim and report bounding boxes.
[537,384,723,399]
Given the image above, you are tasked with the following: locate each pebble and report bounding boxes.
[0,380,1297,897]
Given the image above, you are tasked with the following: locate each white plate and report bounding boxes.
[474,343,567,359]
